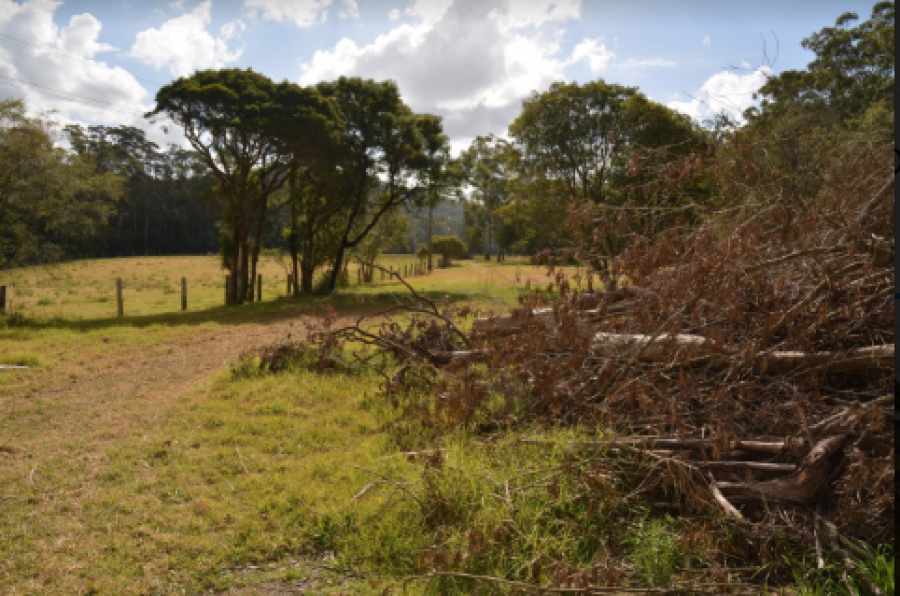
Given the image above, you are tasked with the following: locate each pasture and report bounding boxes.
[0,255,561,594]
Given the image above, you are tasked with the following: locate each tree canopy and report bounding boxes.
[314,76,447,291]
[748,2,894,126]
[0,100,123,270]
[147,68,341,303]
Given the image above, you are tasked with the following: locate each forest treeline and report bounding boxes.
[0,3,892,303]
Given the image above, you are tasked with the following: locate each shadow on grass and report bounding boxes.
[3,288,484,332]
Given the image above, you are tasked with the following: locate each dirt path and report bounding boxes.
[1,314,314,475]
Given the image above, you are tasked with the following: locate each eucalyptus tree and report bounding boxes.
[0,100,123,269]
[65,124,162,255]
[283,162,349,294]
[314,77,446,291]
[146,68,340,304]
[416,114,461,270]
[461,134,515,260]
[509,80,640,206]
[508,80,703,269]
[748,2,894,128]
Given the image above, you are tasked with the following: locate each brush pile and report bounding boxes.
[316,130,894,588]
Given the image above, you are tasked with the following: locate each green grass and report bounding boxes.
[0,254,554,593]
[3,255,883,594]
[0,254,543,321]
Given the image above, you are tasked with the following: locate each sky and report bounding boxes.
[0,0,879,153]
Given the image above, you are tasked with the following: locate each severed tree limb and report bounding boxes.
[756,344,894,375]
[517,436,801,455]
[357,259,471,349]
[855,176,894,231]
[694,461,796,473]
[744,246,847,273]
[471,302,635,338]
[709,475,744,522]
[715,433,851,505]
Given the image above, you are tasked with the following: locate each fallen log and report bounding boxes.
[0,365,28,371]
[591,332,721,361]
[587,332,892,374]
[693,461,796,473]
[756,344,893,374]
[518,436,800,455]
[615,437,798,455]
[714,433,851,505]
[471,302,634,338]
[425,332,892,378]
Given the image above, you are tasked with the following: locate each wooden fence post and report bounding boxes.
[181,277,187,311]
[116,278,123,317]
[257,274,262,302]
[0,285,6,312]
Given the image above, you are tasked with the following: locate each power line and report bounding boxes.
[0,31,164,87]
[0,75,148,118]
[0,73,146,117]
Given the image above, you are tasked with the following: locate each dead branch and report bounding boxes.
[715,433,851,505]
[472,302,635,338]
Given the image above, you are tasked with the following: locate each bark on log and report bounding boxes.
[615,437,798,454]
[428,330,892,377]
[591,332,720,361]
[756,344,893,374]
[693,461,797,473]
[714,433,851,505]
[471,303,633,338]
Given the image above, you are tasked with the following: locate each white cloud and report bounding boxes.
[668,66,772,124]
[337,0,359,20]
[568,38,614,74]
[130,1,243,77]
[0,0,155,132]
[297,0,681,150]
[403,0,454,25]
[702,35,710,45]
[300,0,595,146]
[614,57,677,71]
[244,0,358,27]
[493,0,580,30]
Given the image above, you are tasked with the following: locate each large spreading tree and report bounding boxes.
[146,68,340,304]
[314,77,446,291]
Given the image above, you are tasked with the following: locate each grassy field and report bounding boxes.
[0,255,568,594]
[3,256,882,595]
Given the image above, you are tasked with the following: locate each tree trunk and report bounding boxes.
[289,211,300,297]
[248,200,268,302]
[484,215,492,261]
[227,228,241,305]
[427,201,434,271]
[300,258,315,293]
[716,434,851,505]
[239,234,250,302]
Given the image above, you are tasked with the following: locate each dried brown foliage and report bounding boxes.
[254,128,893,589]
